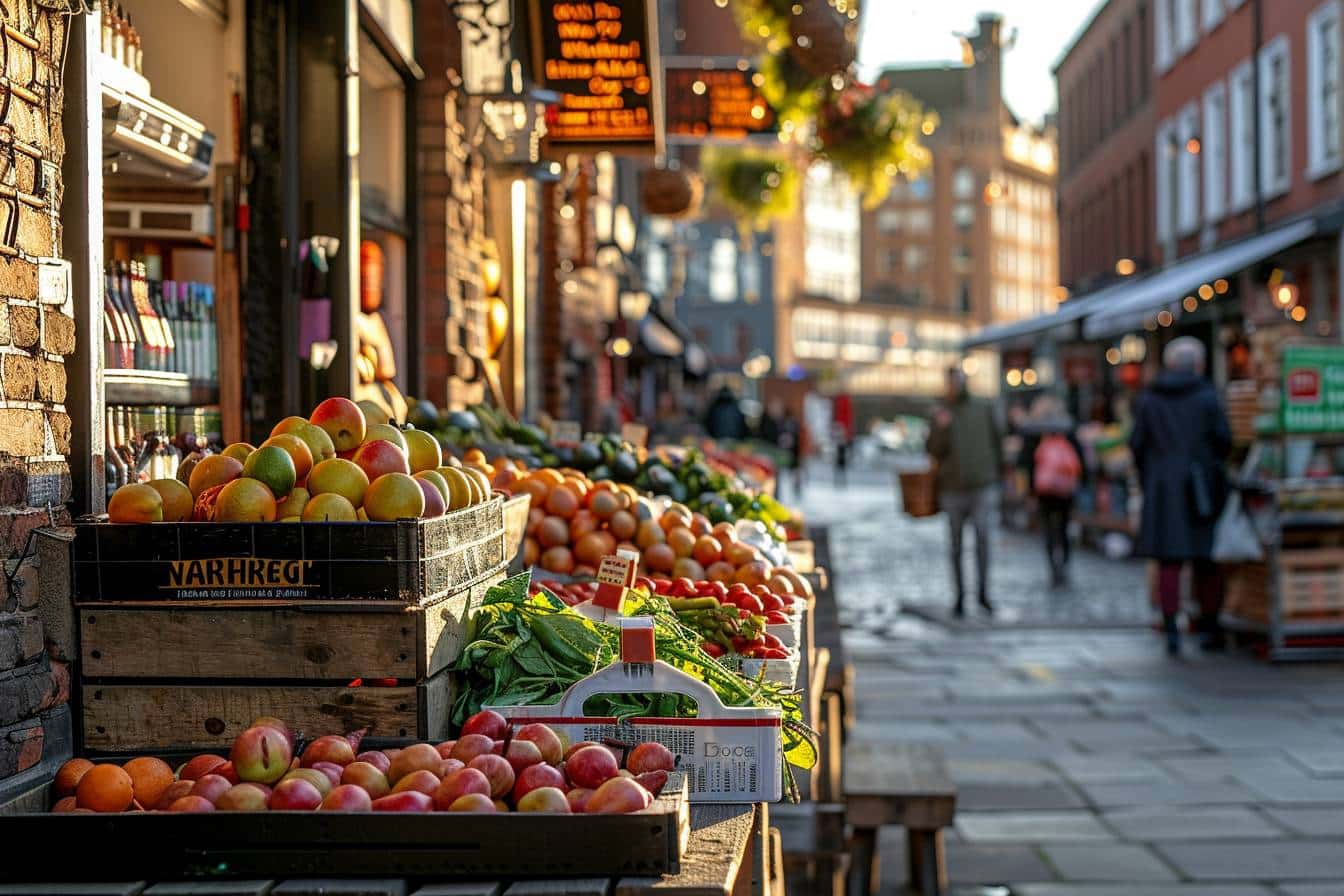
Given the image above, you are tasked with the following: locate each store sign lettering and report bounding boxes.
[1282,346,1344,434]
[665,67,776,142]
[165,558,317,590]
[1287,368,1321,402]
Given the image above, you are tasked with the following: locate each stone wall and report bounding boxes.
[0,1,74,792]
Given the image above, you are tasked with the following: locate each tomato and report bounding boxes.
[728,583,750,595]
[738,609,752,619]
[760,593,785,612]
[731,636,751,653]
[651,578,671,595]
[762,647,789,659]
[765,611,789,625]
[704,581,729,600]
[701,641,725,658]
[671,577,697,597]
[737,595,764,615]
[763,633,783,649]
[635,576,657,593]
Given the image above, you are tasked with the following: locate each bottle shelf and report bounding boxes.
[104,369,219,407]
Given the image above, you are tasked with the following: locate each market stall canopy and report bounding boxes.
[962,280,1134,350]
[639,314,684,358]
[1083,217,1319,340]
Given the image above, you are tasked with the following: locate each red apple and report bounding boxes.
[587,776,649,814]
[230,726,293,784]
[310,397,367,453]
[450,734,497,764]
[516,786,571,813]
[567,787,594,813]
[282,768,333,797]
[321,784,373,811]
[310,762,344,789]
[633,770,670,798]
[417,478,446,518]
[515,724,564,765]
[563,740,602,761]
[178,754,226,782]
[212,761,241,785]
[269,777,323,810]
[435,741,458,760]
[371,791,433,812]
[627,742,676,774]
[461,710,509,741]
[190,774,233,805]
[387,743,442,784]
[215,783,270,811]
[357,751,391,774]
[565,745,619,790]
[341,761,390,799]
[512,763,567,804]
[504,739,544,775]
[467,754,515,798]
[447,793,497,813]
[353,439,410,481]
[392,769,441,797]
[167,795,215,813]
[433,767,491,811]
[250,716,293,749]
[438,758,465,778]
[301,735,356,768]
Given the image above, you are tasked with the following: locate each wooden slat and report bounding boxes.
[615,804,757,896]
[421,569,502,678]
[80,605,418,680]
[844,742,956,830]
[503,882,610,896]
[82,680,430,752]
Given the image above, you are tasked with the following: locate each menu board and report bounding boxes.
[530,0,663,151]
[664,66,776,142]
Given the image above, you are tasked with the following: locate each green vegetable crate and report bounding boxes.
[53,500,507,755]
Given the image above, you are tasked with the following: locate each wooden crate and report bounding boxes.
[71,497,506,603]
[1224,549,1344,623]
[77,567,505,754]
[502,493,532,568]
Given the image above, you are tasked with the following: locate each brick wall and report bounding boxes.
[0,1,74,790]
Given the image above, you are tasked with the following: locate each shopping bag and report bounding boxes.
[1212,492,1263,563]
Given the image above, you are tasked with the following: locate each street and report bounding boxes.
[803,466,1344,895]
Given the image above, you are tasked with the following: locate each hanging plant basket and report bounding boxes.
[788,1,856,78]
[641,166,704,219]
[815,82,936,207]
[703,147,801,232]
[758,50,828,130]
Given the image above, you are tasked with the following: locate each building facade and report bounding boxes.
[1056,0,1158,294]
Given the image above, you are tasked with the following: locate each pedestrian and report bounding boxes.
[928,367,1002,617]
[756,400,782,445]
[1021,396,1085,589]
[832,422,850,488]
[1129,336,1232,656]
[780,408,805,500]
[704,385,747,441]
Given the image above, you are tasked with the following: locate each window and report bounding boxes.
[907,208,932,230]
[1203,82,1227,221]
[904,246,926,272]
[1202,0,1223,32]
[883,249,900,273]
[877,210,903,233]
[953,167,977,199]
[1139,3,1150,97]
[1229,59,1256,211]
[1177,0,1198,52]
[708,238,737,302]
[1308,0,1342,178]
[1156,0,1174,70]
[1155,119,1179,243]
[1258,35,1292,198]
[952,245,972,272]
[957,281,972,314]
[1177,103,1201,234]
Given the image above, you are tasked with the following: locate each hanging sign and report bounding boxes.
[1282,345,1344,433]
[530,0,664,152]
[663,64,776,142]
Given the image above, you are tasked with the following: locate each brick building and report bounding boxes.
[1056,0,1158,293]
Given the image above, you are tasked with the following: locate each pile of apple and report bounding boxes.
[51,713,672,815]
[106,396,495,525]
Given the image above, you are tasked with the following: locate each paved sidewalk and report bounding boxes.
[801,467,1344,895]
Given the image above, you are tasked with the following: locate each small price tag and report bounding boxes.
[619,617,656,664]
[552,420,582,444]
[594,550,639,611]
[37,258,71,310]
[621,422,648,449]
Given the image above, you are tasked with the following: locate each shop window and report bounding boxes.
[1308,0,1342,178]
[1178,102,1201,235]
[1258,35,1292,198]
[953,167,976,199]
[709,238,737,302]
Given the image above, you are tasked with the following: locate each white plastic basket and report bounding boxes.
[766,611,803,649]
[490,660,783,803]
[738,652,800,688]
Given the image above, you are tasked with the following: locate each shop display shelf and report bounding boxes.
[104,368,219,407]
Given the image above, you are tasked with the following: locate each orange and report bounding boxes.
[574,531,611,567]
[523,537,540,567]
[546,485,581,518]
[563,476,591,498]
[463,448,487,466]
[635,519,665,549]
[608,510,637,542]
[659,509,691,533]
[54,758,94,797]
[541,545,574,574]
[712,522,738,547]
[76,764,135,813]
[516,477,551,505]
[51,796,78,812]
[724,542,759,567]
[221,442,256,463]
[589,490,621,520]
[706,561,736,582]
[534,469,565,488]
[537,516,571,548]
[642,543,676,573]
[146,479,193,522]
[188,454,244,499]
[666,527,696,559]
[262,433,314,483]
[569,511,599,541]
[692,535,723,567]
[689,513,712,537]
[123,756,174,808]
[214,478,278,523]
[108,483,163,524]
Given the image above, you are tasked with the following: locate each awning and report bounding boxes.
[963,279,1135,349]
[638,315,685,357]
[1083,217,1318,339]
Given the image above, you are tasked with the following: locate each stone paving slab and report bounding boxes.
[944,843,1056,885]
[1159,841,1344,880]
[1285,748,1344,777]
[955,781,1088,811]
[947,759,1062,783]
[1009,886,1276,896]
[1101,805,1287,840]
[1243,774,1344,805]
[1262,807,1344,836]
[1274,885,1344,896]
[1047,755,1172,784]
[1079,779,1259,808]
[1155,752,1301,783]
[955,811,1115,843]
[1040,844,1178,882]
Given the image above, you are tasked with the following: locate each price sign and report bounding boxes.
[1282,345,1344,433]
[664,65,776,142]
[621,422,648,448]
[530,0,663,152]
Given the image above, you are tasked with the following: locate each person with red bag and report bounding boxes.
[1021,397,1085,590]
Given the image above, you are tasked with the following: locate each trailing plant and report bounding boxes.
[814,80,936,206]
[702,146,802,232]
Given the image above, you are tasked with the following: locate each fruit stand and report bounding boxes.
[10,395,835,894]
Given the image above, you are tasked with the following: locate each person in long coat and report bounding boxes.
[1129,336,1232,655]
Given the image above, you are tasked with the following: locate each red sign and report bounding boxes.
[1060,346,1098,385]
[1287,368,1322,402]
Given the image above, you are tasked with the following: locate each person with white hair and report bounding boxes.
[1129,335,1232,656]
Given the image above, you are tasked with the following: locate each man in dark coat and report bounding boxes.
[1129,336,1232,656]
[704,386,747,441]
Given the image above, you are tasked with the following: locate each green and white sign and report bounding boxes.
[1282,345,1344,433]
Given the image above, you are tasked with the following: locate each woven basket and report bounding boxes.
[899,466,940,518]
[788,1,857,78]
[641,167,704,218]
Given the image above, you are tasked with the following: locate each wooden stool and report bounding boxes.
[844,743,956,896]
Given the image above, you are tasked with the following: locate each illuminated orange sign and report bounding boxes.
[664,67,776,141]
[531,0,663,151]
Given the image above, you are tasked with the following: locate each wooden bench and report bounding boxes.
[844,743,956,896]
